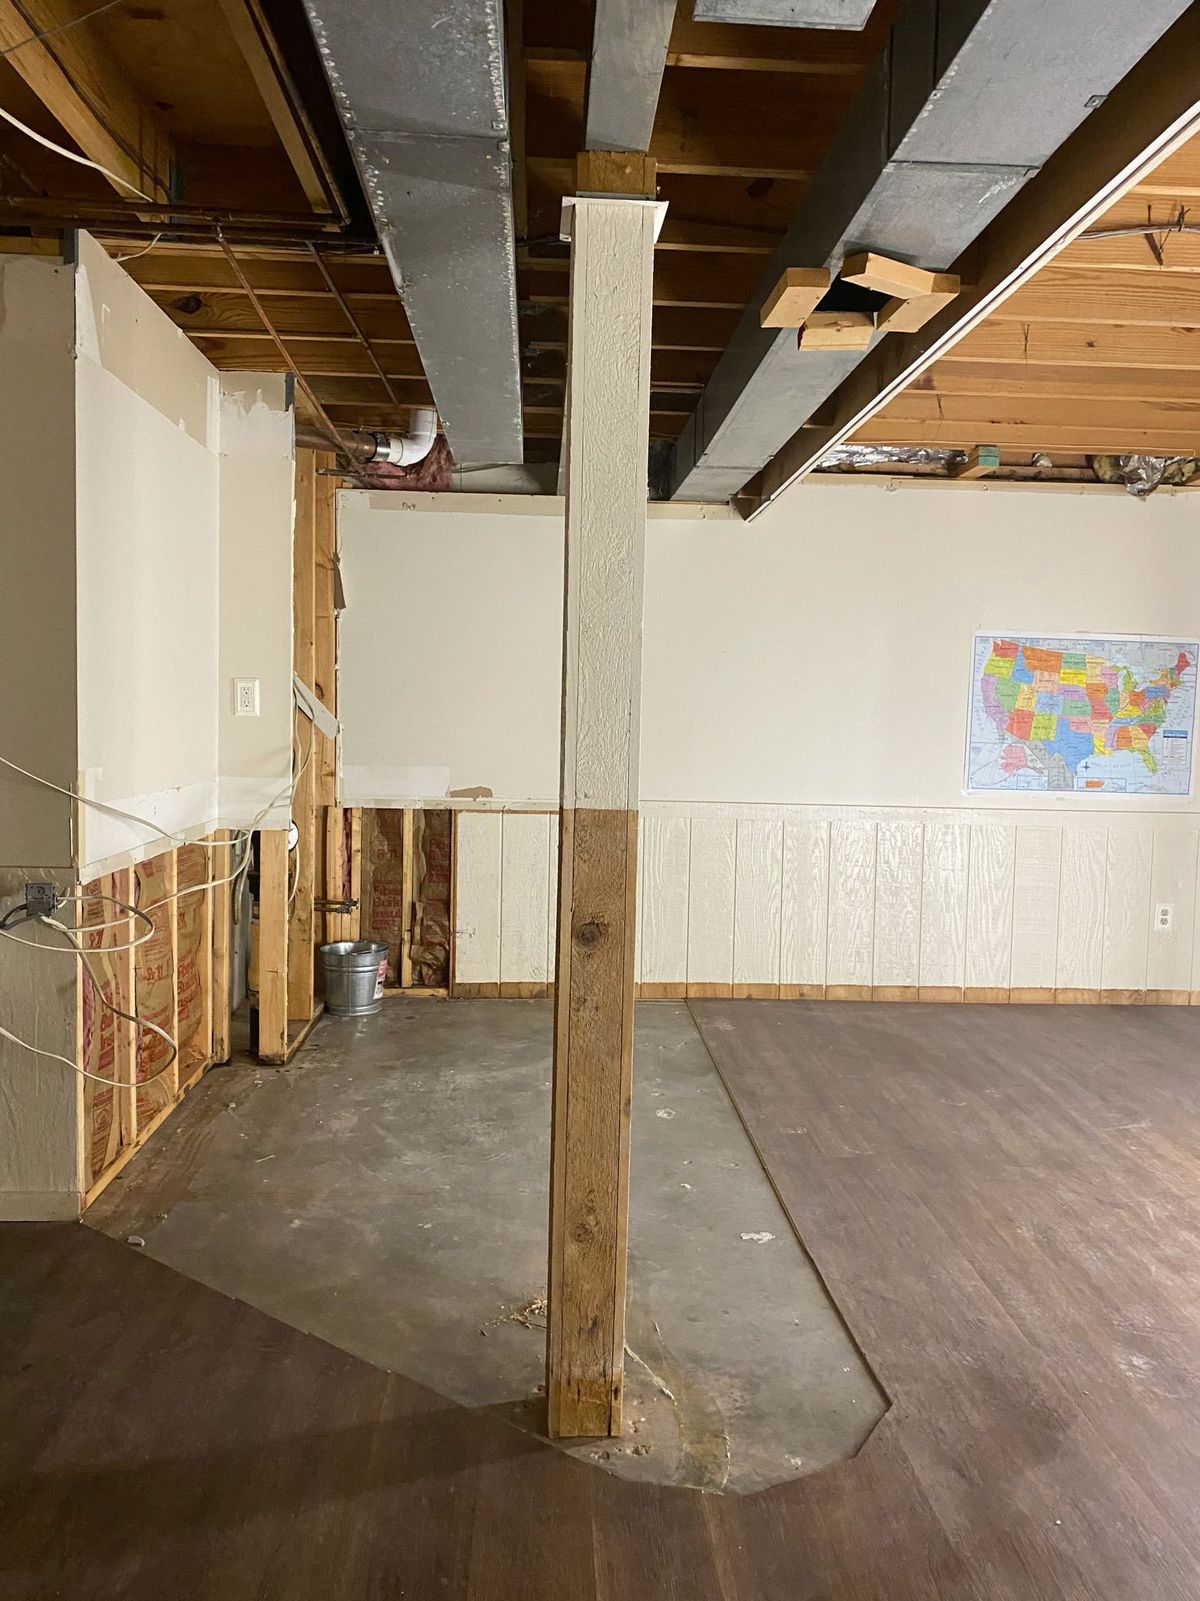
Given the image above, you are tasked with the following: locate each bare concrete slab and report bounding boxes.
[87,999,885,1492]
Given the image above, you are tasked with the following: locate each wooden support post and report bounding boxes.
[313,458,338,811]
[400,808,415,990]
[547,158,659,1440]
[289,452,318,1023]
[212,830,234,1064]
[257,829,290,1063]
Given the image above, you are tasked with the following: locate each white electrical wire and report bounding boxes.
[1,685,315,1079]
[113,234,161,263]
[53,892,156,935]
[0,103,155,201]
[46,919,179,1087]
[0,918,151,955]
[0,919,179,1088]
[0,751,230,853]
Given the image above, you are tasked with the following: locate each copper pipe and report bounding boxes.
[307,242,404,413]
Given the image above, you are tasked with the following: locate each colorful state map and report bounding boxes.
[967,633,1198,795]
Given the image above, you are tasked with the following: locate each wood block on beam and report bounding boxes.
[840,251,946,299]
[875,275,961,333]
[576,150,658,197]
[799,310,873,349]
[760,266,831,327]
[950,444,1001,479]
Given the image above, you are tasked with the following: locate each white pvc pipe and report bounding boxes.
[377,407,438,467]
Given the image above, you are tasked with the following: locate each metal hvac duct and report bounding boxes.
[668,0,1198,501]
[300,0,523,467]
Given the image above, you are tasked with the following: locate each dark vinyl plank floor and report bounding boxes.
[3,1000,1200,1598]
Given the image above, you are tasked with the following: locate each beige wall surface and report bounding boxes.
[338,483,1200,814]
[218,372,294,832]
[0,256,79,867]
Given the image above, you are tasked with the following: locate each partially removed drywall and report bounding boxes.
[74,234,221,869]
[0,239,295,879]
[218,372,295,832]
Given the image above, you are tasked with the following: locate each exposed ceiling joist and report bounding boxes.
[666,0,1198,503]
[758,5,1200,507]
[299,0,523,463]
[0,0,172,202]
[213,0,339,215]
[583,0,675,153]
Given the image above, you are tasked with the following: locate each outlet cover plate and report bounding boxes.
[233,677,260,717]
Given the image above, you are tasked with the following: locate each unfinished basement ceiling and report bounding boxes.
[1,0,1199,482]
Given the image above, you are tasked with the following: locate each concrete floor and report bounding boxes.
[87,999,885,1492]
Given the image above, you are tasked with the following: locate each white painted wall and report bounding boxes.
[74,234,222,870]
[217,372,295,831]
[0,240,295,878]
[0,256,78,867]
[340,484,1200,991]
[338,492,564,804]
[340,484,1200,812]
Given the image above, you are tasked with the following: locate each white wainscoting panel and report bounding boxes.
[733,819,783,988]
[827,819,876,989]
[780,818,830,990]
[873,819,921,989]
[451,804,1200,998]
[500,812,552,984]
[453,811,502,983]
[686,816,736,985]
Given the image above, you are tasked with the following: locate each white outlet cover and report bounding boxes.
[1154,903,1174,933]
[233,677,261,717]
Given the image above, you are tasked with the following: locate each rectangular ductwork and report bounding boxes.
[693,1,877,24]
[300,0,523,466]
[668,0,1196,501]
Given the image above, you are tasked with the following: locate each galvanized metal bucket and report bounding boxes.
[321,940,388,1017]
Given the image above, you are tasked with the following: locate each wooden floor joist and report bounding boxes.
[547,159,658,1440]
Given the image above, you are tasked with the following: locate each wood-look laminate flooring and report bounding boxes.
[4,999,1200,1599]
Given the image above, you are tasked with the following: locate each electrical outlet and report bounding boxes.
[1154,902,1174,934]
[233,677,260,717]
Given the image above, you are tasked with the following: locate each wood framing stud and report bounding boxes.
[257,829,290,1063]
[800,310,874,350]
[760,267,831,328]
[212,831,234,1064]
